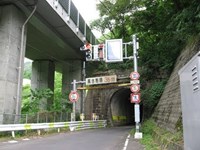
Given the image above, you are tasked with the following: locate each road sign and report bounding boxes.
[130,72,140,80]
[130,80,140,84]
[130,84,140,93]
[69,91,79,102]
[86,75,117,85]
[130,93,141,103]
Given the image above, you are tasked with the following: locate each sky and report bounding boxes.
[72,0,101,38]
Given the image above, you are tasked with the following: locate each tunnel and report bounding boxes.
[110,88,143,126]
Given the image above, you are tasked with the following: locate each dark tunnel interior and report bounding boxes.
[110,88,143,126]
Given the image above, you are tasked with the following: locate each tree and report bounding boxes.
[51,72,72,112]
[23,62,32,79]
[91,0,200,118]
[21,88,53,113]
[21,71,72,114]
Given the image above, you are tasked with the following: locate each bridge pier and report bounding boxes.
[31,60,55,110]
[0,5,26,123]
[62,60,83,114]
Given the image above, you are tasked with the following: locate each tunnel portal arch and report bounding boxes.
[84,87,143,126]
[108,88,135,126]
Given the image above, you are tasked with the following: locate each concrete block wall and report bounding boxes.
[31,60,55,110]
[62,60,82,114]
[153,38,200,132]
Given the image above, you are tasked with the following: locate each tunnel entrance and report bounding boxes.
[110,88,142,126]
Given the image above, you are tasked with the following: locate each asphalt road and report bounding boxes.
[0,126,143,150]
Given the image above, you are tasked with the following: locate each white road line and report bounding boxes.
[122,134,130,150]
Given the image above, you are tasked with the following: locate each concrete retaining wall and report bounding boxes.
[153,37,200,132]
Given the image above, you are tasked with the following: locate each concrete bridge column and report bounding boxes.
[31,60,55,110]
[0,5,26,123]
[62,60,83,114]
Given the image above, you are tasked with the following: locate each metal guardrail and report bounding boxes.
[0,120,107,137]
[58,0,97,44]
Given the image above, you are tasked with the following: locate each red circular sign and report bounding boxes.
[130,84,140,93]
[130,72,140,80]
[69,91,79,102]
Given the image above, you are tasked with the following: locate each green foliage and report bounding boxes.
[23,62,32,79]
[51,72,72,112]
[141,119,156,134]
[52,72,62,111]
[92,0,200,78]
[21,85,31,114]
[138,118,183,149]
[21,88,53,113]
[141,80,167,118]
[139,119,160,150]
[21,72,72,114]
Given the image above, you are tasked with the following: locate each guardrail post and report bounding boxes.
[57,128,60,133]
[11,131,15,138]
[46,114,48,123]
[37,130,41,136]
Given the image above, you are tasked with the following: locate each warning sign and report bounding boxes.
[130,84,140,93]
[69,91,79,103]
[130,93,141,103]
[130,72,140,80]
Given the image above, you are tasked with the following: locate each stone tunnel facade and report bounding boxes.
[84,87,135,126]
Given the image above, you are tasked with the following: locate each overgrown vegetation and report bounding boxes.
[140,119,160,150]
[133,119,183,150]
[22,64,72,115]
[91,0,200,118]
[141,80,167,119]
[22,88,53,113]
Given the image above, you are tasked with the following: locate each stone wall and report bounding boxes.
[152,37,200,132]
[84,88,118,123]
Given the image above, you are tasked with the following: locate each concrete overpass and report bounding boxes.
[0,0,97,123]
[0,0,140,126]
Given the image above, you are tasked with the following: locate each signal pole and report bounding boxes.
[72,79,76,121]
[133,34,142,138]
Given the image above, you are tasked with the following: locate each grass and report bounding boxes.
[140,119,160,150]
[130,119,183,150]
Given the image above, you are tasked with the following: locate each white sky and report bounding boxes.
[72,0,101,38]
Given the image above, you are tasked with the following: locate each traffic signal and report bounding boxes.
[86,50,92,60]
[85,42,92,60]
[80,42,92,61]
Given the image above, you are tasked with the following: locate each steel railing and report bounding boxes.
[0,120,107,137]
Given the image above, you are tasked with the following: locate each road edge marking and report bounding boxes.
[122,134,130,150]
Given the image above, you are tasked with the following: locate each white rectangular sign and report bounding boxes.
[86,75,117,85]
[135,104,140,122]
[93,45,99,60]
[105,39,123,62]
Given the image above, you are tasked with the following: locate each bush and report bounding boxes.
[142,80,167,118]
